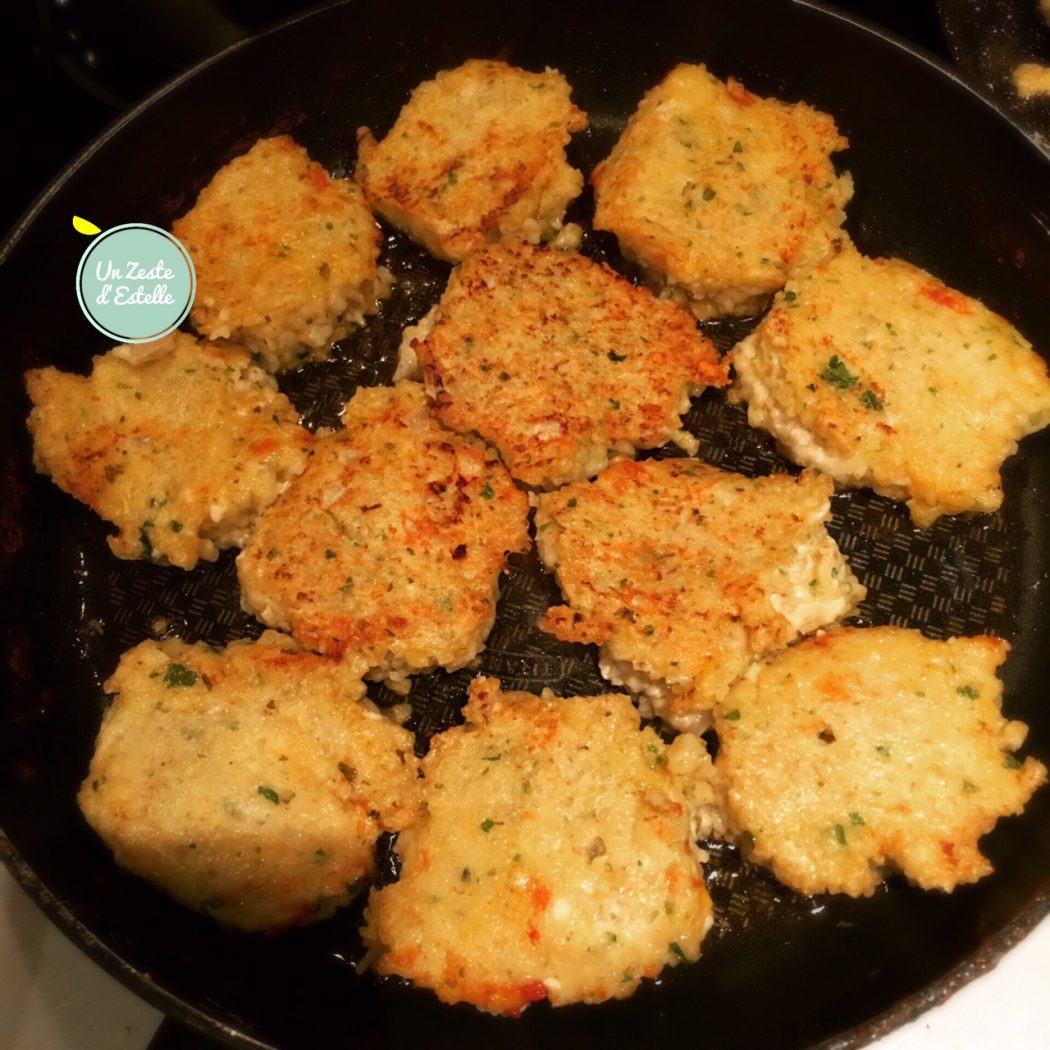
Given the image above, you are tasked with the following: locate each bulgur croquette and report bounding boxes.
[591,64,852,319]
[25,332,312,570]
[173,135,388,371]
[361,676,715,1015]
[536,458,865,732]
[404,241,728,489]
[715,627,1047,896]
[356,59,587,263]
[729,244,1050,525]
[237,382,530,685]
[78,631,422,933]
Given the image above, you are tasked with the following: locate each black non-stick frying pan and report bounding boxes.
[3,2,1050,1048]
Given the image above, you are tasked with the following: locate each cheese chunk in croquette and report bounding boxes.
[356,60,587,263]
[715,628,1047,897]
[237,382,530,685]
[536,458,865,732]
[78,632,421,933]
[729,244,1050,525]
[362,677,716,1015]
[591,64,852,320]
[173,135,388,371]
[406,241,728,489]
[25,332,312,569]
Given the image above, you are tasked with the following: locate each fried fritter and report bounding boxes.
[405,241,727,489]
[25,332,312,569]
[715,627,1047,896]
[79,631,421,932]
[591,64,851,319]
[536,458,865,731]
[173,135,387,371]
[237,382,530,686]
[362,676,716,1015]
[356,59,587,262]
[729,244,1050,525]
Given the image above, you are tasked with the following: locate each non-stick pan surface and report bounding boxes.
[2,2,1050,1048]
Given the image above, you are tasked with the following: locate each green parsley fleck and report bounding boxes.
[732,140,743,153]
[609,399,621,410]
[820,355,859,389]
[956,685,980,699]
[668,942,686,961]
[834,824,847,846]
[608,350,627,362]
[1003,754,1022,770]
[164,663,198,688]
[702,187,716,201]
[169,520,183,533]
[723,709,741,721]
[962,780,978,793]
[324,549,336,559]
[848,812,865,826]
[783,290,797,302]
[480,481,495,500]
[480,818,504,833]
[875,743,892,758]
[258,786,280,804]
[567,498,577,508]
[859,390,882,410]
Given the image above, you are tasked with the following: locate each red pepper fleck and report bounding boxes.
[249,437,278,456]
[919,285,972,315]
[528,880,552,911]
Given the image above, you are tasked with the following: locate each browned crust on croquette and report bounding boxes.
[729,244,1050,524]
[25,333,312,569]
[361,677,713,1014]
[173,135,386,370]
[79,632,421,932]
[715,627,1047,896]
[411,241,727,488]
[591,64,851,319]
[535,458,864,728]
[237,383,530,678]
[356,60,586,262]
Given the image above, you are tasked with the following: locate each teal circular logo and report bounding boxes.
[75,223,196,343]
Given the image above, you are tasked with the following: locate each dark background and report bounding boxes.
[4,1,946,241]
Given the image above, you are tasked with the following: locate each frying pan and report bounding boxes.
[938,0,1050,145]
[2,1,1050,1048]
